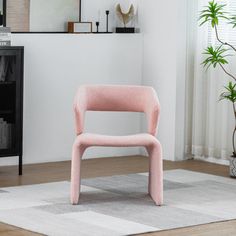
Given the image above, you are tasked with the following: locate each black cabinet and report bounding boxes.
[0,47,24,175]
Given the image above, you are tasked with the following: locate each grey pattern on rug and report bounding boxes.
[0,190,7,193]
[0,170,236,236]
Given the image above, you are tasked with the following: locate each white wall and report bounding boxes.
[175,0,188,161]
[0,34,143,166]
[140,0,187,161]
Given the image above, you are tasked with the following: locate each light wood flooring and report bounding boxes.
[0,156,235,236]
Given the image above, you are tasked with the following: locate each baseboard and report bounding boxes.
[194,155,229,166]
[0,154,144,167]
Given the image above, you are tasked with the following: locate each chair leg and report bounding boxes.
[70,143,85,205]
[147,141,163,206]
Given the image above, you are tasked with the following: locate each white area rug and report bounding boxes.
[0,170,236,236]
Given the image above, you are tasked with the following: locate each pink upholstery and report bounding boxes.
[71,85,163,206]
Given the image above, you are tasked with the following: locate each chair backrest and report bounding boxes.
[74,85,160,136]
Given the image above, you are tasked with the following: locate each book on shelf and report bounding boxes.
[0,118,13,149]
[0,27,11,46]
[0,56,9,82]
[0,47,14,82]
[0,27,11,82]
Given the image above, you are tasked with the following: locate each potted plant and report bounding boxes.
[199,0,236,177]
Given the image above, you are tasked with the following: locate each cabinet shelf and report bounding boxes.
[0,149,17,157]
[0,110,14,115]
[0,81,16,85]
[0,47,24,175]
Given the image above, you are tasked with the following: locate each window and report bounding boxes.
[208,0,236,45]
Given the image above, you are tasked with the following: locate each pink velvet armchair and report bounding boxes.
[71,85,163,205]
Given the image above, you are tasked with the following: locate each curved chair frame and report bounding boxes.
[71,85,163,205]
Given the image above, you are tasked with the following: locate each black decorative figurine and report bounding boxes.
[106,10,109,33]
[96,21,99,33]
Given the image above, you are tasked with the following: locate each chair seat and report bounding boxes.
[74,133,159,148]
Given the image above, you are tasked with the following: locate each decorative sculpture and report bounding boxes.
[116,3,135,28]
[106,10,110,33]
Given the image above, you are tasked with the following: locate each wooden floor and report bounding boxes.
[0,156,235,236]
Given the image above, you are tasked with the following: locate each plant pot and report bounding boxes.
[229,156,236,178]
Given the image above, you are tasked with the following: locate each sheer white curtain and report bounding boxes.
[185,0,236,164]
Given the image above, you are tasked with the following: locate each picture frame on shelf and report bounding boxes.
[68,22,92,33]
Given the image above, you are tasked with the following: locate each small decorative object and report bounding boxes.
[0,27,11,46]
[68,0,92,33]
[199,0,236,177]
[68,22,92,33]
[96,21,99,33]
[105,10,109,33]
[116,3,135,33]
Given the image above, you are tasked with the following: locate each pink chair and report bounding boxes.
[71,85,163,206]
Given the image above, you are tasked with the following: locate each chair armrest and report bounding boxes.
[73,87,87,135]
[145,88,160,136]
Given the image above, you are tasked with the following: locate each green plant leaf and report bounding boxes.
[202,46,230,70]
[228,15,236,28]
[199,0,228,28]
[219,82,236,103]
